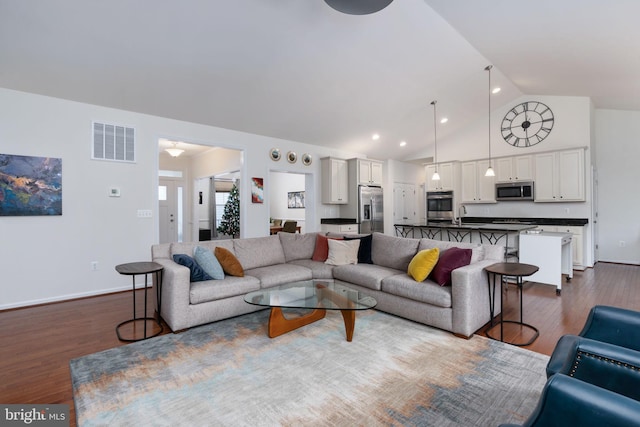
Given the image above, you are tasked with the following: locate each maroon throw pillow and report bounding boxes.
[430,247,472,286]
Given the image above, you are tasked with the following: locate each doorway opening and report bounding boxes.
[196,172,240,240]
[158,138,243,244]
[268,171,308,234]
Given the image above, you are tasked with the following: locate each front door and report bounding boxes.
[159,178,184,243]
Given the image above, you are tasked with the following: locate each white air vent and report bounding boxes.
[92,122,135,162]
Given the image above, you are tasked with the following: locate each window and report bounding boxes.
[215,191,230,229]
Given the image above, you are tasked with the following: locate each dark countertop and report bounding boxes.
[460,217,588,226]
[321,218,358,225]
[394,223,537,232]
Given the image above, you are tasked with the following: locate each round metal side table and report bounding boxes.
[485,262,540,346]
[115,261,164,342]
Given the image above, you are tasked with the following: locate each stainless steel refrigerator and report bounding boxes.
[358,185,384,234]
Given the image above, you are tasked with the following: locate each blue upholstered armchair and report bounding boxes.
[499,374,640,427]
[546,306,640,399]
[572,305,640,351]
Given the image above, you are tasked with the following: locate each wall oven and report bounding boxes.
[426,191,454,222]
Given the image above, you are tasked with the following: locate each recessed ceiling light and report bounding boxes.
[440,118,448,124]
[492,87,501,94]
[372,133,380,140]
[399,141,407,147]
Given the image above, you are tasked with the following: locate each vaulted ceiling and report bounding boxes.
[1,0,638,161]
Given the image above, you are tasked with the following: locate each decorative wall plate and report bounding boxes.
[269,148,281,161]
[302,153,312,166]
[287,151,297,163]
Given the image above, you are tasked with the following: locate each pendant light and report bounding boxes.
[324,0,393,15]
[431,100,440,181]
[484,65,495,177]
[165,142,184,157]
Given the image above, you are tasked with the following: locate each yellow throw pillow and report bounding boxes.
[407,248,440,282]
[214,247,244,277]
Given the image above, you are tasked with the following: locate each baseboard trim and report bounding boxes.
[0,284,148,311]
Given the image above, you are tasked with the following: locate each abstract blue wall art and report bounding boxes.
[0,154,62,216]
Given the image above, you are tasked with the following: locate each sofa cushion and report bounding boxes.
[214,247,244,277]
[344,234,373,264]
[430,247,473,286]
[371,232,420,271]
[312,234,343,262]
[170,240,234,257]
[326,239,360,266]
[287,259,335,279]
[407,248,440,282]
[278,232,320,262]
[332,263,403,291]
[419,238,484,264]
[189,276,261,304]
[193,246,225,280]
[244,264,313,288]
[172,254,213,282]
[381,274,452,308]
[233,235,286,270]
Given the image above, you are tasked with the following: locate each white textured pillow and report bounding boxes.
[325,239,360,266]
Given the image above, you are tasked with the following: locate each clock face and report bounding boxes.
[501,101,554,147]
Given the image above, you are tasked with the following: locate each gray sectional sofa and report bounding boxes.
[151,232,504,338]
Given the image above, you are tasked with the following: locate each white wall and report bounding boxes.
[0,88,362,309]
[435,95,593,163]
[595,109,640,264]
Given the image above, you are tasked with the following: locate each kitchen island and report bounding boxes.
[394,222,537,259]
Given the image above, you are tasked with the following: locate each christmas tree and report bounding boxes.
[217,184,240,238]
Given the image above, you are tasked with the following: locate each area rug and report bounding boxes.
[70,309,548,426]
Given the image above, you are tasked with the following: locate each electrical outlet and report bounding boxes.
[620,241,626,247]
[91,261,98,271]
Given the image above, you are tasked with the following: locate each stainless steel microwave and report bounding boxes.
[496,181,534,201]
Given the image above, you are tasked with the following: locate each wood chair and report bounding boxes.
[272,219,282,226]
[282,220,297,233]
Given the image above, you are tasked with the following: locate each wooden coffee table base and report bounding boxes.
[268,307,356,341]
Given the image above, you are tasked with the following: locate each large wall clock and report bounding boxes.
[501,101,554,147]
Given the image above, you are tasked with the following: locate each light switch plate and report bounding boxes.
[109,187,121,197]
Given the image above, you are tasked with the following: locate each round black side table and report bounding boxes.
[115,261,164,342]
[485,262,540,346]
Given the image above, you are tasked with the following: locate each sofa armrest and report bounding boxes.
[579,305,640,352]
[499,374,640,427]
[152,257,192,331]
[450,259,498,337]
[547,335,640,401]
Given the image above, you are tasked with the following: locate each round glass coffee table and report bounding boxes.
[244,280,376,342]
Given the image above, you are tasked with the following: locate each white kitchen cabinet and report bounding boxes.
[520,231,573,294]
[426,162,455,191]
[321,223,359,234]
[321,157,348,204]
[353,159,383,185]
[495,155,533,182]
[534,149,585,202]
[461,160,495,203]
[533,225,584,269]
[393,183,416,224]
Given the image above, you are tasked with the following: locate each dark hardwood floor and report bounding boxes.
[1,262,639,426]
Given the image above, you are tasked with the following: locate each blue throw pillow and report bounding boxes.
[172,254,213,282]
[193,246,225,280]
[344,234,373,264]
